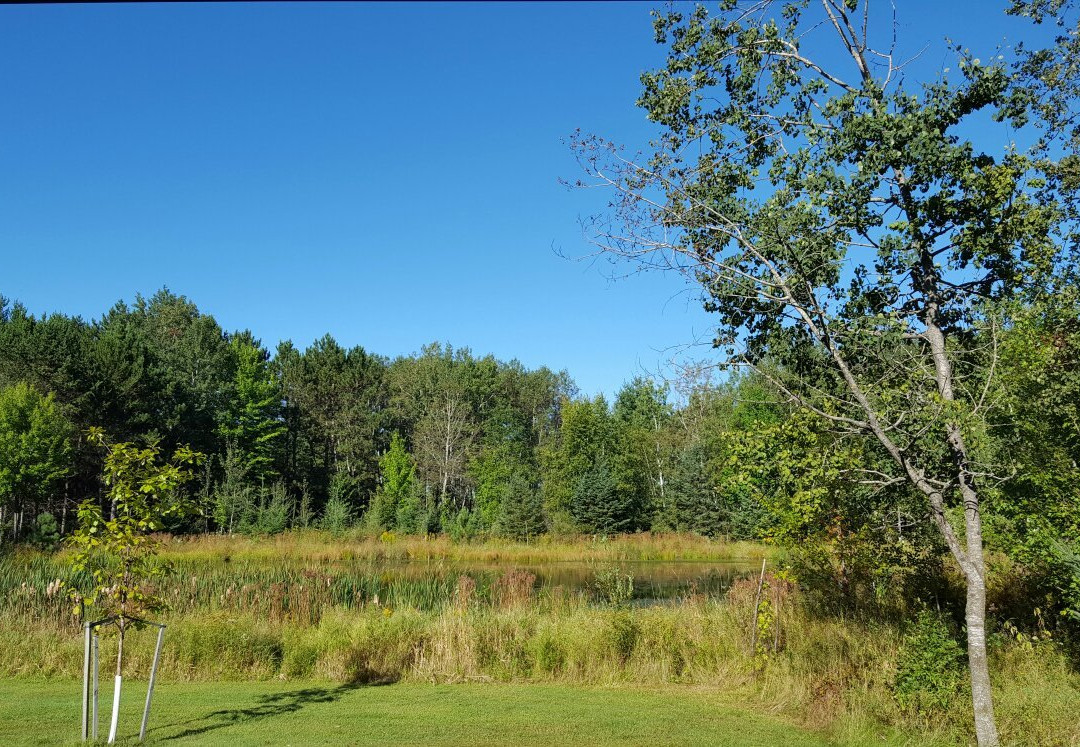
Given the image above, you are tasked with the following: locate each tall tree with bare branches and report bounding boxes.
[571,2,1079,743]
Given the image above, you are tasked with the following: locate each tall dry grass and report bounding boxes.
[150,530,771,565]
[2,534,1077,745]
[2,572,1077,744]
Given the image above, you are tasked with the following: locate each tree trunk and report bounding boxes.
[808,302,1002,746]
[965,563,999,747]
[114,624,125,679]
[924,299,1000,747]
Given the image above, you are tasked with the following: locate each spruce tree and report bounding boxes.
[218,335,284,485]
[571,460,634,535]
[671,443,721,535]
[496,472,546,540]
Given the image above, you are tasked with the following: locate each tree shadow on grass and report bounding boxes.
[153,679,392,742]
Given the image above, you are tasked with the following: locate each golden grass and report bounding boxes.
[143,530,773,566]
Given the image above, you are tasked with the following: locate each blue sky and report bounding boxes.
[0,2,1048,398]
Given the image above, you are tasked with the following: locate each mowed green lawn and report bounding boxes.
[0,678,833,746]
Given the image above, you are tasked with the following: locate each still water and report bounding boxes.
[328,558,758,604]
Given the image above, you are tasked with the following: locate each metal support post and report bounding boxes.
[139,625,166,742]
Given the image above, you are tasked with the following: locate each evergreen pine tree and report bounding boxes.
[495,472,546,540]
[394,483,422,534]
[571,460,634,535]
[319,494,352,535]
[218,335,285,485]
[212,442,256,534]
[671,443,721,535]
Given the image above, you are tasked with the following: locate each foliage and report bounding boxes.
[218,334,285,485]
[394,482,423,535]
[319,494,352,536]
[986,296,1080,635]
[69,428,201,631]
[212,441,257,534]
[495,472,547,541]
[540,396,614,518]
[253,482,291,535]
[0,382,74,531]
[894,611,968,716]
[571,461,635,535]
[612,377,673,530]
[371,432,418,530]
[28,511,60,552]
[593,565,634,607]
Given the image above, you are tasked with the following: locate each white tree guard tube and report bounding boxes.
[108,675,122,743]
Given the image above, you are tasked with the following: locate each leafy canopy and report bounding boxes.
[69,428,201,626]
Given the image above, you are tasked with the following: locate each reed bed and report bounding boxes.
[149,530,771,566]
[1,534,758,628]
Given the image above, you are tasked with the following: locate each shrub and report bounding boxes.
[530,624,567,674]
[603,609,638,663]
[893,610,967,715]
[254,483,290,535]
[594,565,634,606]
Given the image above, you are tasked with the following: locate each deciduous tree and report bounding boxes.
[0,382,74,541]
[572,2,1080,742]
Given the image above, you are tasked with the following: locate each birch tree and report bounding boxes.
[572,2,1079,743]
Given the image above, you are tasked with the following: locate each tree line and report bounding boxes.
[0,289,792,544]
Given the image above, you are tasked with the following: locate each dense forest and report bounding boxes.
[1,288,1078,636]
[0,288,772,542]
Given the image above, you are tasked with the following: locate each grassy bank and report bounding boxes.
[2,586,1077,743]
[2,533,1078,745]
[0,679,834,746]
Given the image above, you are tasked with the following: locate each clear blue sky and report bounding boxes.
[0,2,1045,398]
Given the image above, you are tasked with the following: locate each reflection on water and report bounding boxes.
[319,558,757,605]
[145,555,763,615]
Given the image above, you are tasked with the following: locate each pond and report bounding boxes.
[268,557,762,607]
[2,553,762,623]
[432,559,752,602]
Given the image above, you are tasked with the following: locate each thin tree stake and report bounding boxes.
[92,634,99,741]
[140,626,166,742]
